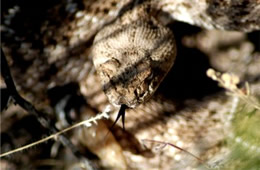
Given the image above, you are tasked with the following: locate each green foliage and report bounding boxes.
[224,99,260,170]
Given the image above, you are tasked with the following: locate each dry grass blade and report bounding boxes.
[141,139,211,169]
[0,110,110,158]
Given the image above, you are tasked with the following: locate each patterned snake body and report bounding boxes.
[1,0,260,169]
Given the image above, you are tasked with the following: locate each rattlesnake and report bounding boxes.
[1,0,260,169]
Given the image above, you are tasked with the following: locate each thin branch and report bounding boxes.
[1,49,50,127]
[0,111,109,158]
[207,68,260,110]
[1,48,96,169]
[1,49,18,93]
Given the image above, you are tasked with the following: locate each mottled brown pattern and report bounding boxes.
[92,3,176,108]
[1,0,260,169]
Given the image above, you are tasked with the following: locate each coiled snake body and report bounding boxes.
[1,0,260,169]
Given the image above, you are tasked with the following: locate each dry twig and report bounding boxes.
[207,68,260,110]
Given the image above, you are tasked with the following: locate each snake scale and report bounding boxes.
[1,0,260,169]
